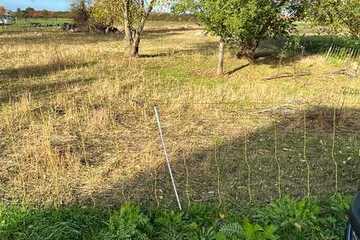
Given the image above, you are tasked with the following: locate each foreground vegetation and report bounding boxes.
[0,195,352,240]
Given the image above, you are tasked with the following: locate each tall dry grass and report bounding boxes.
[0,27,359,207]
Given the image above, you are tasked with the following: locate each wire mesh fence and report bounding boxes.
[100,102,360,209]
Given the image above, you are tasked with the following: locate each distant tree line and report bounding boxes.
[13,7,71,19]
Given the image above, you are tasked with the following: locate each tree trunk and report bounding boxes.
[130,34,141,57]
[245,49,256,64]
[122,0,133,47]
[217,38,225,75]
[236,41,258,64]
[127,5,150,58]
[122,0,156,58]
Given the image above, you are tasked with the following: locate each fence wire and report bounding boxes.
[101,102,360,209]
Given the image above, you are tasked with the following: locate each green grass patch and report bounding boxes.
[15,18,73,27]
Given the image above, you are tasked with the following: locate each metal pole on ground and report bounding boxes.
[154,106,182,211]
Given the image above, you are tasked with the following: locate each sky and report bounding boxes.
[0,0,70,11]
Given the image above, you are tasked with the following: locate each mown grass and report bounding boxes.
[14,18,73,26]
[0,21,359,210]
[0,18,72,33]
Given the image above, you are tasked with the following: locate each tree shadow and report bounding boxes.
[225,34,360,67]
[0,32,121,46]
[140,42,218,58]
[0,62,95,81]
[226,63,250,75]
[0,76,96,105]
[142,31,184,40]
[0,28,203,45]
[301,35,360,54]
[145,27,203,34]
[88,105,360,208]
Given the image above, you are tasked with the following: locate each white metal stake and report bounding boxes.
[154,106,182,210]
[326,44,333,59]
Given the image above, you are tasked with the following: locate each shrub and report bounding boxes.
[100,203,151,240]
[152,210,196,240]
[216,220,279,240]
[255,197,321,239]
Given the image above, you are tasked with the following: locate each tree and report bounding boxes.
[42,9,50,18]
[305,0,360,38]
[23,7,35,18]
[90,0,123,30]
[15,8,24,18]
[174,0,294,74]
[0,6,6,16]
[341,0,360,38]
[91,0,159,57]
[71,0,90,26]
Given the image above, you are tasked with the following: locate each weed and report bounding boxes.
[99,203,151,240]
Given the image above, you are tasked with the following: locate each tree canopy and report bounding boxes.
[305,0,360,38]
[71,0,90,26]
[91,0,159,57]
[174,0,294,74]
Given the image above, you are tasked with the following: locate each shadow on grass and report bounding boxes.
[0,27,202,46]
[145,27,203,34]
[257,34,360,66]
[140,42,218,58]
[301,35,360,54]
[0,31,121,46]
[0,76,96,105]
[0,62,95,81]
[89,105,360,208]
[185,34,359,67]
[142,26,202,41]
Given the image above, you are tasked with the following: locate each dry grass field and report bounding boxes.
[0,22,360,208]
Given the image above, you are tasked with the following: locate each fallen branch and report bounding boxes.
[326,69,359,79]
[263,72,311,80]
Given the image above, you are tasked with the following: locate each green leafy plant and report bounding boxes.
[185,203,220,227]
[216,220,278,240]
[256,197,321,240]
[306,0,360,37]
[281,35,303,59]
[195,225,219,240]
[319,194,352,239]
[100,203,151,240]
[152,210,196,240]
[0,196,353,240]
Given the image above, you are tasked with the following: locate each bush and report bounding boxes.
[99,203,151,240]
[256,197,322,239]
[217,221,279,240]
